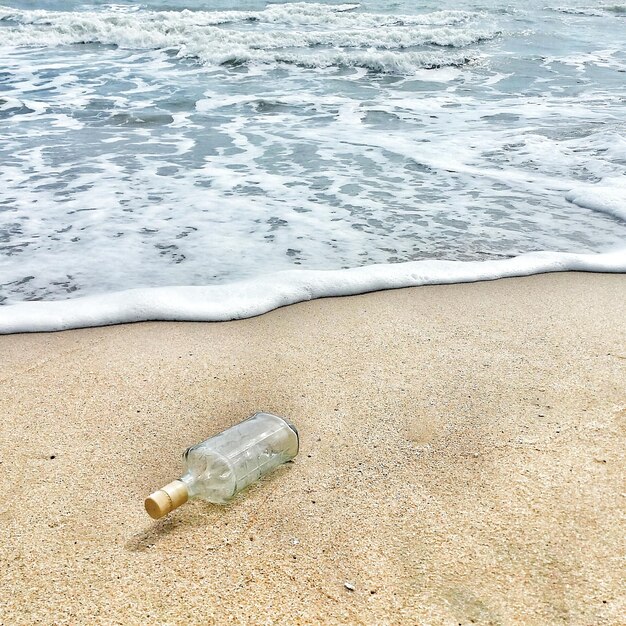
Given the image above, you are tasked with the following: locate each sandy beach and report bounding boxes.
[0,272,624,625]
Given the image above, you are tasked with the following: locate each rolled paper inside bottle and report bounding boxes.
[145,479,189,519]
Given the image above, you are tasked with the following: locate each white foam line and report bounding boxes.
[1,249,624,334]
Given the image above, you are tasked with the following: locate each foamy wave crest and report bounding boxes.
[553,4,626,17]
[244,50,475,73]
[1,250,624,334]
[0,3,495,71]
[566,177,626,222]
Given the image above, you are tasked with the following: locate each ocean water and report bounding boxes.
[0,0,625,331]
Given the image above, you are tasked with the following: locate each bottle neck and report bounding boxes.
[179,471,198,497]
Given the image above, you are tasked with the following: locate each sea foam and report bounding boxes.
[0,249,624,334]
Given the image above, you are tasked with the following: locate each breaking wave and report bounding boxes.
[0,2,496,71]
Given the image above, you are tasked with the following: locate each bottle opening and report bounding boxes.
[144,480,189,519]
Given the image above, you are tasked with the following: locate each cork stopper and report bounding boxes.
[145,480,189,519]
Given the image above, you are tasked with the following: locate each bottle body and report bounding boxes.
[145,412,298,518]
[181,412,299,504]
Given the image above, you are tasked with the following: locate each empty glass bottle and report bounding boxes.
[145,412,299,519]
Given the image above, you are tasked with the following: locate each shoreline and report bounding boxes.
[1,248,625,334]
[1,272,625,624]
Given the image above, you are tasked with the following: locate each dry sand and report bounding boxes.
[0,272,625,625]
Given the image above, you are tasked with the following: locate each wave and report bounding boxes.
[1,249,624,333]
[0,4,480,28]
[0,3,495,71]
[553,4,626,17]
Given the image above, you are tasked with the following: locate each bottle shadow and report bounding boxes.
[124,505,225,552]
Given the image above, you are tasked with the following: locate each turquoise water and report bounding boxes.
[1,0,625,304]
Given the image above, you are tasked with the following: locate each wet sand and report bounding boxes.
[0,272,625,625]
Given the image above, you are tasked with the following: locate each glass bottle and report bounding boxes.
[145,412,299,519]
